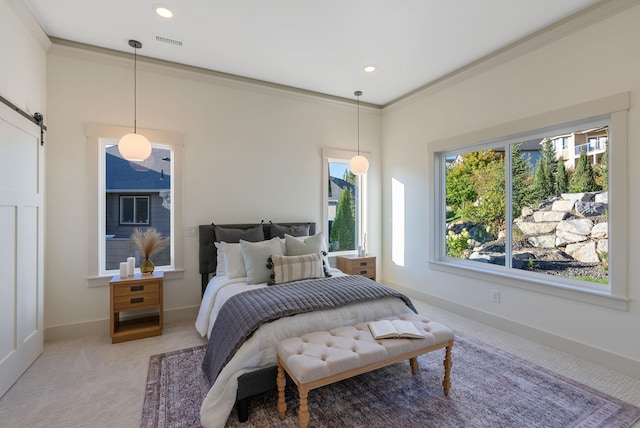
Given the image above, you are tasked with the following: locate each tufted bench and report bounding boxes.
[276,312,454,428]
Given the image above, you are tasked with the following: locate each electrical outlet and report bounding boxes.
[491,290,501,303]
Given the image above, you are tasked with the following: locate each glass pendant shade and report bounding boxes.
[118,133,152,162]
[349,154,369,175]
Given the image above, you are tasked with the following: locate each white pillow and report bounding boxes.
[220,242,246,279]
[240,237,285,285]
[214,242,226,276]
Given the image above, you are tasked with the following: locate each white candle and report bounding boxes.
[127,257,136,276]
[119,262,128,278]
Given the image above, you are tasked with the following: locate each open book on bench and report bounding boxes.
[368,319,424,339]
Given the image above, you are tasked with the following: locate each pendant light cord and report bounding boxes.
[357,94,360,155]
[355,90,362,155]
[133,45,138,134]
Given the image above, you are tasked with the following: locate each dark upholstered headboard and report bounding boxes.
[199,222,316,295]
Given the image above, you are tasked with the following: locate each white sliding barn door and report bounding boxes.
[0,102,44,398]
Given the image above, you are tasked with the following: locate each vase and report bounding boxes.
[140,257,154,274]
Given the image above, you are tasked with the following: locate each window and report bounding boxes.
[431,94,628,309]
[120,196,149,225]
[323,149,367,255]
[86,124,184,281]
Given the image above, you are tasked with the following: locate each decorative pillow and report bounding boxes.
[269,222,310,239]
[240,237,285,285]
[214,242,226,276]
[284,232,324,255]
[268,252,325,285]
[220,242,245,279]
[214,224,264,243]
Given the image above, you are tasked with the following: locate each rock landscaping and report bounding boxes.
[447,192,608,281]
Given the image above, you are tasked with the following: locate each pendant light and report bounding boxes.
[118,40,152,162]
[349,90,369,175]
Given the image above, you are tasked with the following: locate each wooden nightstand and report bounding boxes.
[336,255,376,281]
[109,271,163,343]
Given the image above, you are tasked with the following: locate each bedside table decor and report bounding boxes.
[131,228,169,275]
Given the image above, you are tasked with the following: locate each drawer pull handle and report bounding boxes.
[131,286,144,292]
[359,262,367,266]
[360,270,368,274]
[131,297,144,304]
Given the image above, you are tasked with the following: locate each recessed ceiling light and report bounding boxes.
[154,5,174,19]
[363,65,377,73]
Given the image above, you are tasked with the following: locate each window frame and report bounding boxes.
[86,124,184,285]
[429,93,629,310]
[322,148,368,256]
[119,195,150,225]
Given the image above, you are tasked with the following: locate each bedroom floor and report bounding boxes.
[0,299,638,428]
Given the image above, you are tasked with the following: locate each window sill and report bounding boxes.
[428,259,628,311]
[88,268,184,287]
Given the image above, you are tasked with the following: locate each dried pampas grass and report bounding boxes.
[131,228,169,258]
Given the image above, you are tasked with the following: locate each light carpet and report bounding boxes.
[141,336,640,428]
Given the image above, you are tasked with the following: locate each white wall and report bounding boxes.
[44,43,381,330]
[0,0,48,114]
[381,5,640,369]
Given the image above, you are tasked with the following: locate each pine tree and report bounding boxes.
[532,159,553,201]
[540,138,558,195]
[330,188,355,251]
[511,144,533,218]
[556,159,569,194]
[569,148,598,192]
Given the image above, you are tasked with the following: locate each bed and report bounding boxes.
[196,222,417,428]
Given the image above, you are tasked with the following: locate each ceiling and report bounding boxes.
[21,0,600,106]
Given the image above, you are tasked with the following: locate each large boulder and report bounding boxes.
[551,199,576,212]
[516,222,557,235]
[556,230,589,246]
[533,210,568,222]
[561,192,596,202]
[556,219,594,236]
[575,201,607,217]
[591,222,608,239]
[565,241,600,263]
[528,235,556,248]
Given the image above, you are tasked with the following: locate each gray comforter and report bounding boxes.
[201,275,416,383]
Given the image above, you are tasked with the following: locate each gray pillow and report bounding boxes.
[269,223,310,239]
[214,225,264,243]
[285,232,325,255]
[285,233,330,272]
[240,237,285,285]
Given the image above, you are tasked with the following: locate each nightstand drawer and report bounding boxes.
[113,282,159,297]
[353,267,375,277]
[113,292,160,311]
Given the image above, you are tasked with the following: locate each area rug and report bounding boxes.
[141,336,640,428]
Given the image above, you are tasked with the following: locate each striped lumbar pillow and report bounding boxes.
[268,252,325,285]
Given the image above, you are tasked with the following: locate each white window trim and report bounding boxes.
[86,123,184,286]
[428,93,629,311]
[322,148,369,255]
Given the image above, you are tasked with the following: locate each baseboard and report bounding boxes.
[386,281,640,379]
[44,306,199,342]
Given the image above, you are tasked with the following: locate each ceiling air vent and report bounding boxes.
[155,35,183,47]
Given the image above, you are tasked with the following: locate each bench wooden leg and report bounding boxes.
[410,357,418,374]
[442,342,453,396]
[277,364,287,419]
[298,385,310,428]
